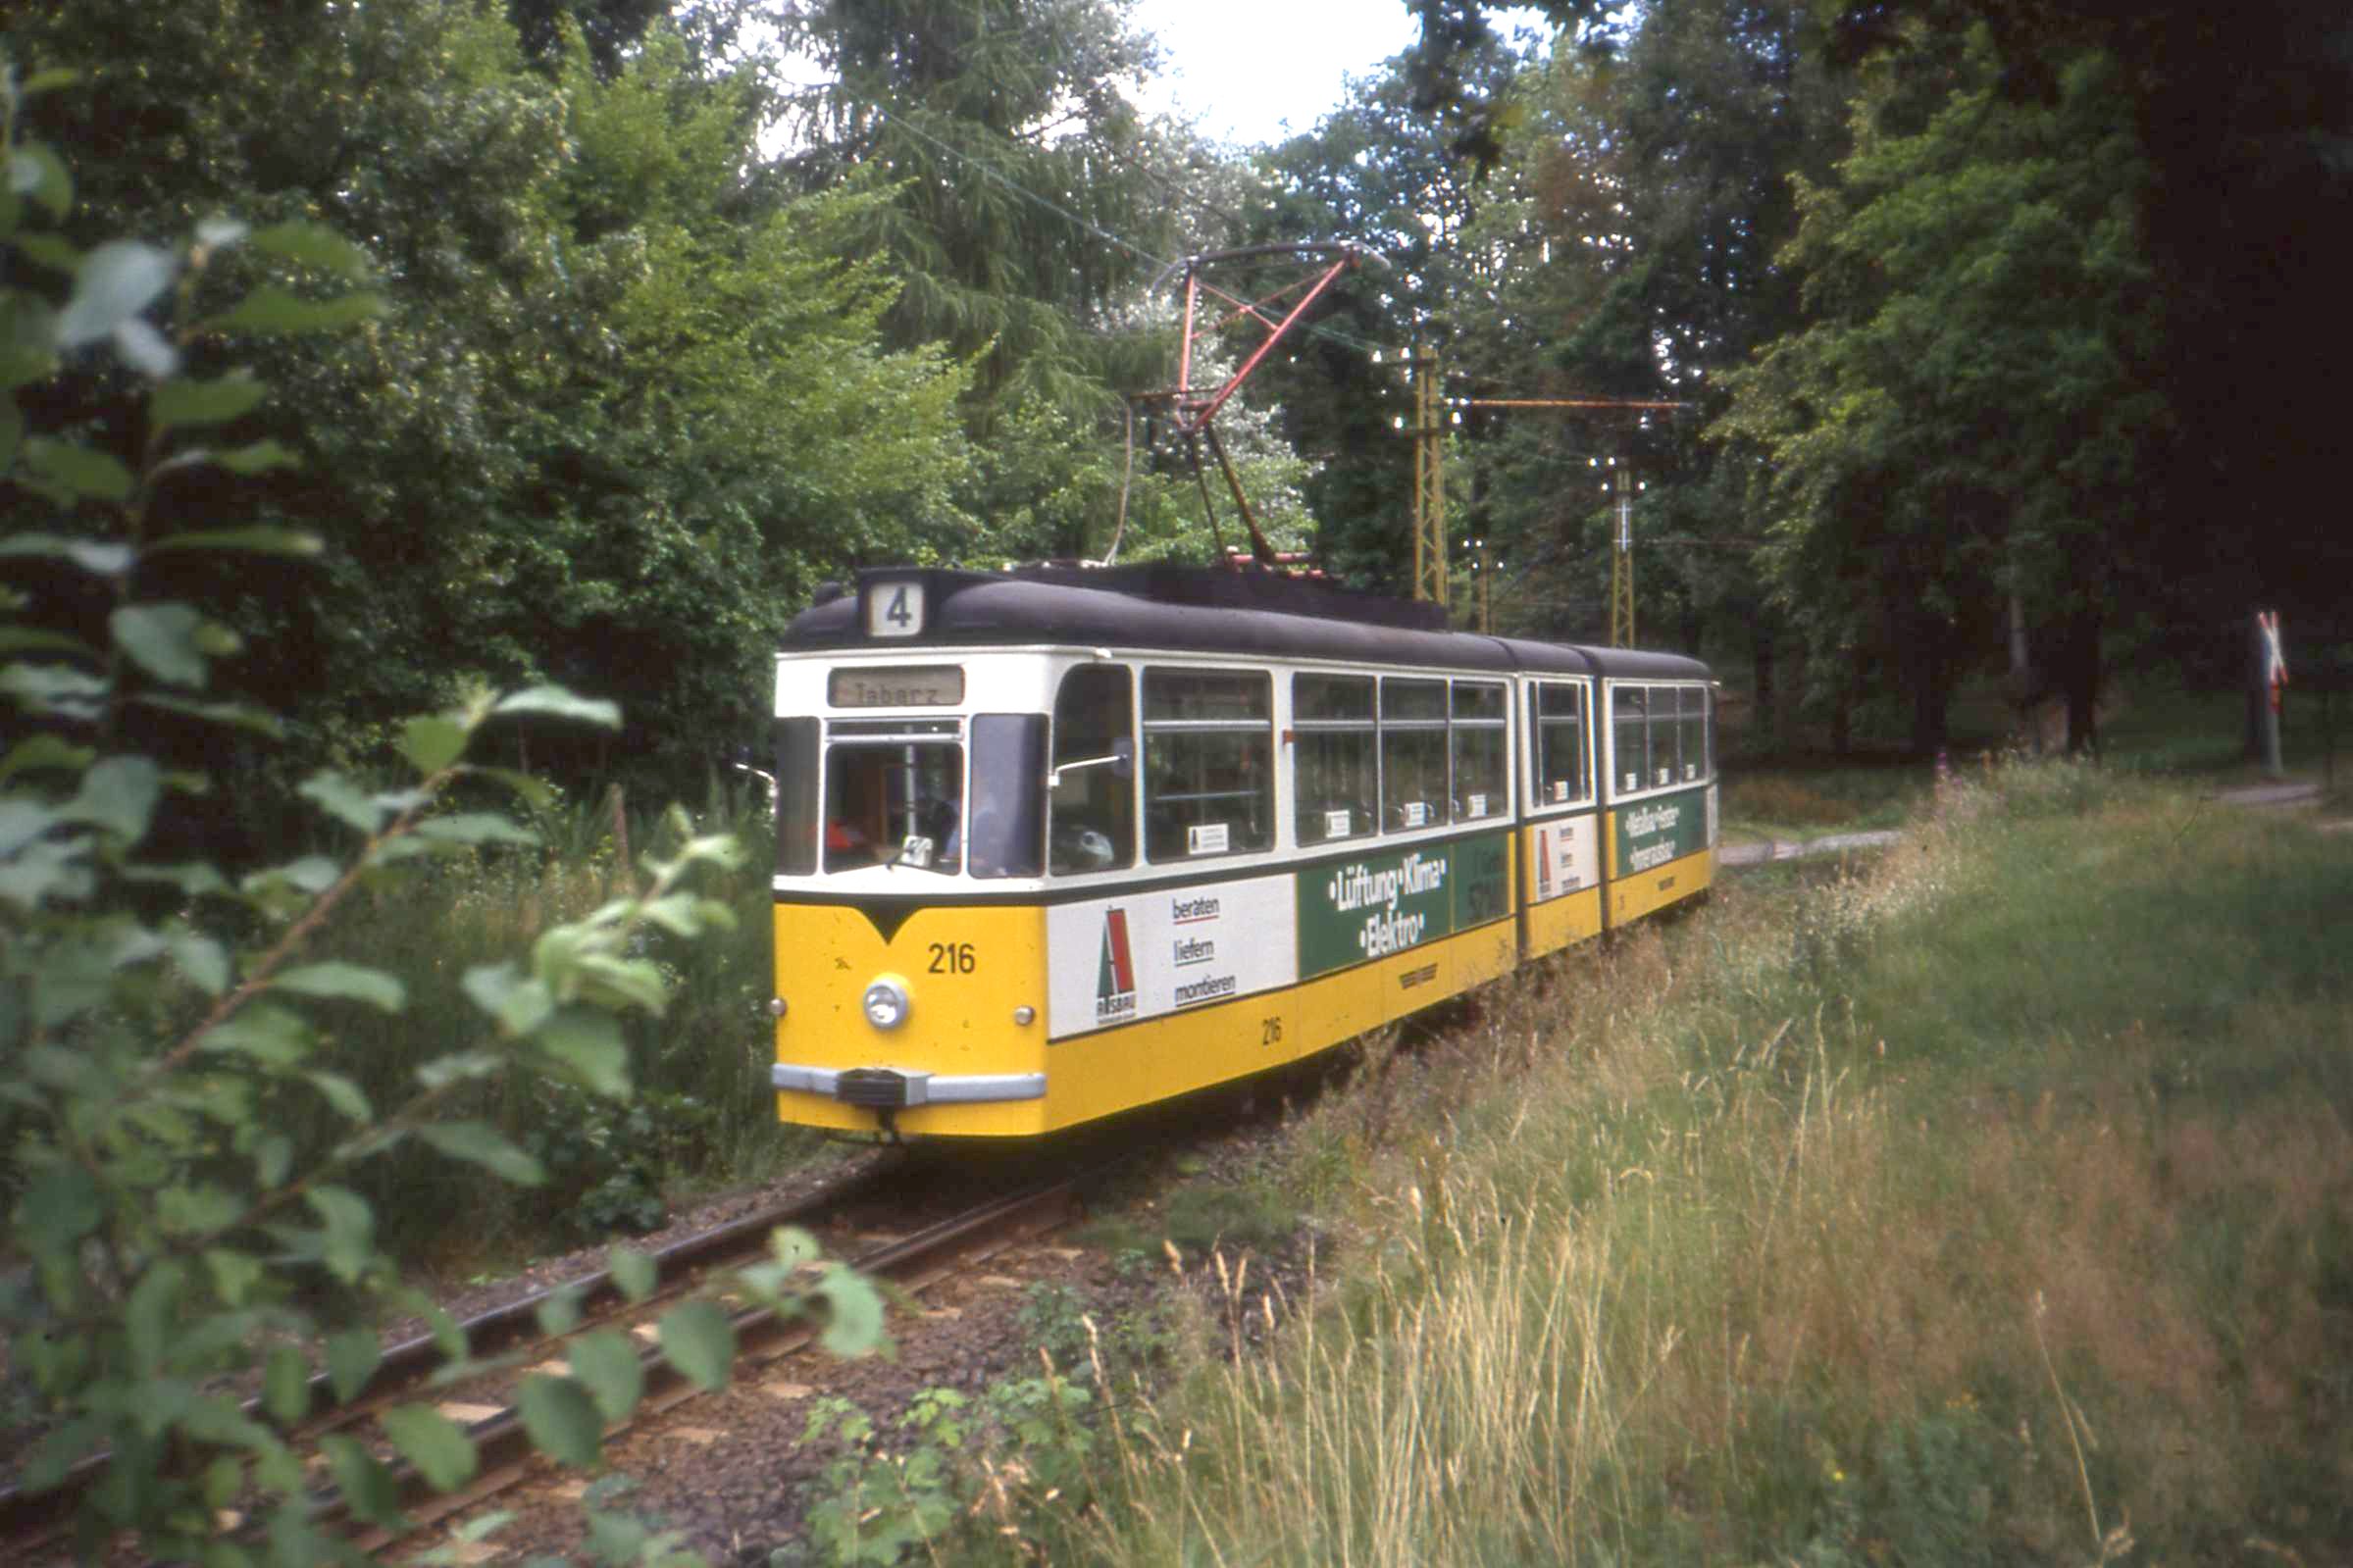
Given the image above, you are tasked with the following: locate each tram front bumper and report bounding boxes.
[771,1063,1048,1108]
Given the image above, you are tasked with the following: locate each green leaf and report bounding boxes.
[157,1183,242,1236]
[57,239,176,348]
[274,961,405,1013]
[152,373,268,432]
[1,733,97,782]
[204,1247,267,1309]
[415,812,537,848]
[382,1405,477,1492]
[20,434,134,502]
[325,1327,382,1403]
[657,1301,735,1392]
[21,1418,108,1492]
[460,962,555,1037]
[0,625,93,659]
[113,316,179,379]
[321,1435,405,1529]
[298,772,385,835]
[531,1008,630,1097]
[303,1071,374,1124]
[111,603,209,686]
[195,215,249,250]
[201,284,384,335]
[307,1188,378,1287]
[247,221,376,281]
[0,531,132,575]
[165,930,231,994]
[145,526,324,558]
[608,1246,656,1303]
[517,1374,604,1468]
[568,1330,645,1424]
[263,1344,312,1425]
[201,1003,314,1069]
[11,230,78,276]
[563,954,670,1016]
[126,1260,187,1372]
[69,755,162,840]
[814,1265,889,1358]
[8,144,72,217]
[464,766,557,809]
[418,1122,543,1185]
[212,438,300,475]
[491,685,623,729]
[536,1286,584,1338]
[399,715,469,775]
[13,1163,103,1255]
[131,692,285,736]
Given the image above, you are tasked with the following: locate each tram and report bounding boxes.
[767,563,1716,1139]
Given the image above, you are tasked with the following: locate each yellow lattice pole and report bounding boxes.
[1411,342,1448,610]
[1609,464,1635,646]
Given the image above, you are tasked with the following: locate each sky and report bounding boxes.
[1126,0,1425,148]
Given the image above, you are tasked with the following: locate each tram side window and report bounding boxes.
[1612,685,1648,793]
[969,715,1047,878]
[1534,683,1587,806]
[1294,674,1376,844]
[775,716,819,876]
[1143,668,1272,860]
[825,739,963,873]
[1452,682,1507,819]
[1647,684,1681,788]
[1679,686,1710,781]
[1049,666,1136,874]
[1381,678,1449,831]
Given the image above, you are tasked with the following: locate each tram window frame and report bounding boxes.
[1049,664,1137,875]
[1679,686,1711,782]
[1531,681,1590,809]
[1648,683,1682,788]
[1451,681,1508,821]
[1380,677,1451,832]
[1293,673,1377,845]
[1611,684,1649,795]
[1142,667,1273,861]
[775,716,819,876]
[822,734,964,874]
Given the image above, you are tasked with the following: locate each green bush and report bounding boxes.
[0,72,880,1564]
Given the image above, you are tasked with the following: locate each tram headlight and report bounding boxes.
[861,977,911,1032]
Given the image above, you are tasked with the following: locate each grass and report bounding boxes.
[1042,758,2353,1565]
[270,787,832,1270]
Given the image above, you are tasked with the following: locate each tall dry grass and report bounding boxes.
[1062,760,2353,1565]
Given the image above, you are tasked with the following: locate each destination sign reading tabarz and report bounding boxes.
[827,666,965,708]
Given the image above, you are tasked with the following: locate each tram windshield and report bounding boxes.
[776,711,1047,880]
[824,736,964,873]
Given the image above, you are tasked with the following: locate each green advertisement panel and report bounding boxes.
[1298,832,1509,979]
[1612,785,1710,878]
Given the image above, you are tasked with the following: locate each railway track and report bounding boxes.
[2,1162,1091,1565]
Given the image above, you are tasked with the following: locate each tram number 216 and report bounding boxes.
[928,941,977,975]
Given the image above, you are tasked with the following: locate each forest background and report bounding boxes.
[5,0,2346,835]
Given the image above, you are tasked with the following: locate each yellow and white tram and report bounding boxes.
[768,565,1716,1138]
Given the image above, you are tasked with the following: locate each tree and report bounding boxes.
[0,82,884,1560]
[5,1,975,808]
[1714,26,2163,753]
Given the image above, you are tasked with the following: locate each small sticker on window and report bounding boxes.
[1552,781,1568,802]
[1188,821,1230,855]
[1325,808,1352,838]
[1402,801,1428,828]
[1466,793,1487,817]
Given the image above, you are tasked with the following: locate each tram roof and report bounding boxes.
[782,566,1711,683]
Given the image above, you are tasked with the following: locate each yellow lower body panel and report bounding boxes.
[1524,886,1605,957]
[1606,846,1714,927]
[774,899,1523,1138]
